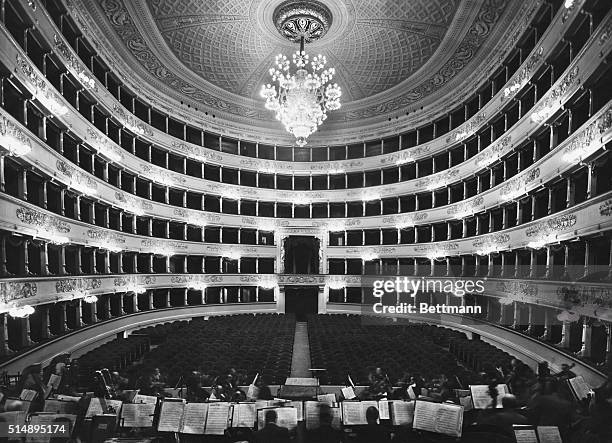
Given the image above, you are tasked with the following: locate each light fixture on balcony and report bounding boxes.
[188,280,208,291]
[0,119,32,157]
[82,294,98,304]
[361,251,379,261]
[327,277,346,290]
[258,276,278,290]
[261,1,340,147]
[8,305,35,318]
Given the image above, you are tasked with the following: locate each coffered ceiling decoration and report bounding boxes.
[75,0,531,138]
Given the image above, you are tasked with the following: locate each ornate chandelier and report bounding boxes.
[261,1,341,147]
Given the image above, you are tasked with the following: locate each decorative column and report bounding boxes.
[511,302,521,329]
[605,322,612,365]
[20,317,33,347]
[132,293,139,312]
[58,303,68,334]
[539,308,552,341]
[165,289,171,308]
[148,291,155,310]
[40,305,52,339]
[524,305,534,335]
[0,314,10,356]
[545,246,553,279]
[74,299,83,328]
[117,293,125,316]
[0,234,8,276]
[183,288,188,307]
[89,300,98,324]
[558,321,572,349]
[577,318,593,358]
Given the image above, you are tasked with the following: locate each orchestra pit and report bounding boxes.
[0,0,612,441]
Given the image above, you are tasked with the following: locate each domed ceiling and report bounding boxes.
[146,0,456,102]
[77,0,533,141]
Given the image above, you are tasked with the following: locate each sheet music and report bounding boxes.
[19,389,37,401]
[133,394,158,404]
[157,400,185,432]
[469,384,509,409]
[413,401,463,437]
[537,426,563,443]
[378,400,390,420]
[288,401,303,421]
[43,399,76,414]
[341,386,356,400]
[514,428,538,443]
[304,401,321,430]
[568,376,592,400]
[231,403,256,428]
[341,402,367,425]
[85,398,123,417]
[275,407,298,431]
[391,401,415,426]
[407,384,417,400]
[121,403,156,428]
[181,402,209,434]
[317,393,336,405]
[0,411,27,437]
[204,402,230,435]
[26,414,76,443]
[459,395,473,412]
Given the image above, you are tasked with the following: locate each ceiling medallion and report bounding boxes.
[262,1,341,147]
[273,0,333,43]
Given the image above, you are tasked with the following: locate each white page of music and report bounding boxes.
[275,407,298,431]
[181,402,208,434]
[204,402,230,435]
[469,384,508,409]
[378,400,390,420]
[86,398,123,417]
[413,401,463,437]
[121,403,156,427]
[288,401,304,421]
[232,403,256,428]
[341,402,367,425]
[537,426,563,443]
[514,429,538,443]
[157,401,185,432]
[391,401,415,426]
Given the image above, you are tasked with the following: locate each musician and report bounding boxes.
[355,406,391,443]
[478,394,528,437]
[363,367,392,399]
[253,409,291,443]
[305,404,342,443]
[254,376,273,400]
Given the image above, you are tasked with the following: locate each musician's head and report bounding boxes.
[375,367,383,376]
[264,409,277,424]
[365,406,379,425]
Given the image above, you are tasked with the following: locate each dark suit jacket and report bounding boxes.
[253,423,291,443]
[356,424,391,443]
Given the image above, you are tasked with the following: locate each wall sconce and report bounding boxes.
[8,305,35,318]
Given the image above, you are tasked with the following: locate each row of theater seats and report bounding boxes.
[77,334,152,386]
[448,337,516,374]
[307,315,466,385]
[131,314,296,386]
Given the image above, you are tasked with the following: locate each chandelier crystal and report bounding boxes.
[261,36,341,147]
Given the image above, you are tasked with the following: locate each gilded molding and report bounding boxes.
[55,277,102,293]
[0,282,37,303]
[16,207,70,233]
